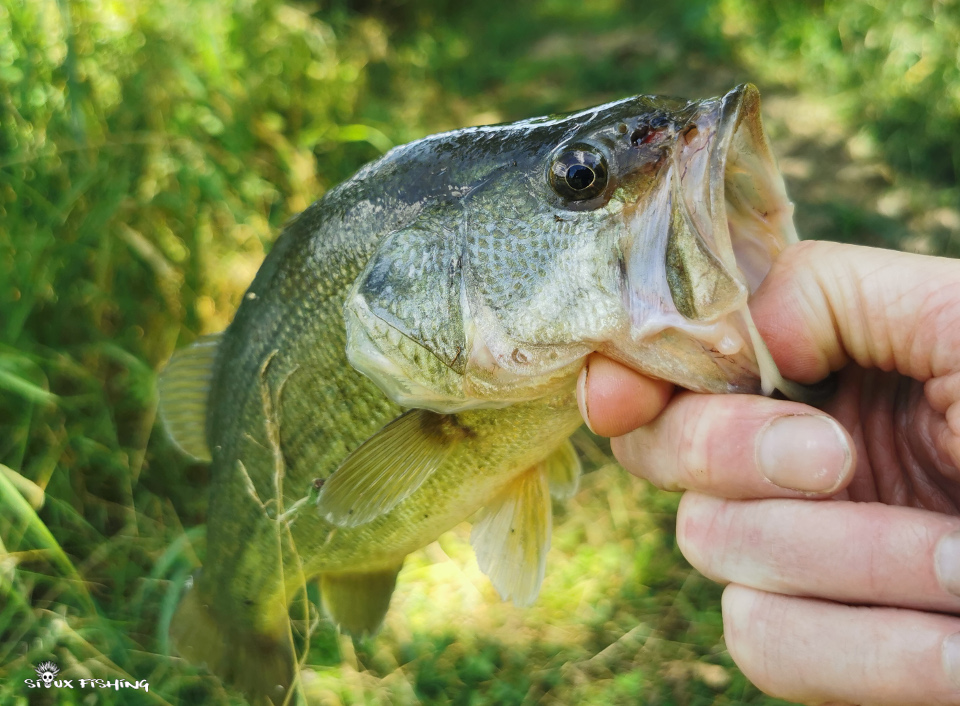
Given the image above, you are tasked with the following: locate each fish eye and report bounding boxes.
[548,145,609,203]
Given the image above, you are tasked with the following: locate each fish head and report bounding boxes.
[345,84,798,413]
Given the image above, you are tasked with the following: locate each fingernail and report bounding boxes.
[942,633,960,689]
[756,415,851,493]
[935,530,960,597]
[576,361,596,433]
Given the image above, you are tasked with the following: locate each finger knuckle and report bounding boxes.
[722,588,794,697]
[777,240,833,276]
[676,495,738,582]
[611,432,662,484]
[674,394,716,489]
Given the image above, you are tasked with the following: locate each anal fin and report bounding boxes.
[471,466,552,607]
[320,563,404,636]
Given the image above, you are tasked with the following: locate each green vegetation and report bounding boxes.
[1,0,957,703]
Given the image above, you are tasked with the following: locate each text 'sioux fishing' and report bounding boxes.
[159,83,809,699]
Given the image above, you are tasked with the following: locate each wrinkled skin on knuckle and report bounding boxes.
[751,240,845,382]
[610,432,654,483]
[676,494,741,583]
[835,258,900,373]
[824,367,960,512]
[759,241,960,385]
[784,241,891,375]
[672,393,716,490]
[905,283,959,379]
[611,392,713,491]
[721,586,795,699]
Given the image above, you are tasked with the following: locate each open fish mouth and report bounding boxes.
[710,84,799,293]
[601,83,802,398]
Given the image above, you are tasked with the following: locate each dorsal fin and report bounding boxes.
[158,333,221,462]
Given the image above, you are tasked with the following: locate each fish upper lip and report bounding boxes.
[710,84,759,283]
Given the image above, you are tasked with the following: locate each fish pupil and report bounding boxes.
[547,144,609,205]
[565,164,595,191]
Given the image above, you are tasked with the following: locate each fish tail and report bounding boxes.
[171,581,295,703]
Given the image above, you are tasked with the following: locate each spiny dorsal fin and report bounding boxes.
[544,438,581,500]
[158,333,221,462]
[316,409,468,527]
[320,562,404,636]
[471,467,552,607]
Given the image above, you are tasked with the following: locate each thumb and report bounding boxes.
[751,240,960,385]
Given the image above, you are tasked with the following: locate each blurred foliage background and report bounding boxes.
[1,0,959,704]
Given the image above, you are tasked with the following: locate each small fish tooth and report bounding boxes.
[716,331,744,356]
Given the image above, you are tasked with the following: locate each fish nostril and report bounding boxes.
[630,127,652,145]
[631,124,670,147]
[631,116,674,146]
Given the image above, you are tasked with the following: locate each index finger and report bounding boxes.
[611,391,855,498]
[752,240,960,383]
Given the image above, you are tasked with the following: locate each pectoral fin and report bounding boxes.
[316,409,468,527]
[544,438,581,501]
[320,563,403,636]
[471,467,552,607]
[158,333,221,462]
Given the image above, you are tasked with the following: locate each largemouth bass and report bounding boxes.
[159,83,806,701]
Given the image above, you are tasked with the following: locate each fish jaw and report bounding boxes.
[603,83,798,395]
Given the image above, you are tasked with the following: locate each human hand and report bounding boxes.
[577,241,960,705]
